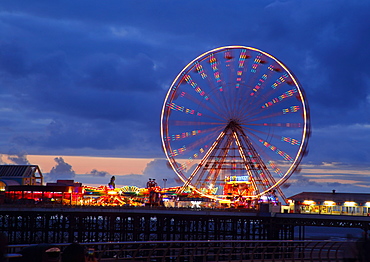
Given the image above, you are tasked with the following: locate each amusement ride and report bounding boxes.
[161,46,310,206]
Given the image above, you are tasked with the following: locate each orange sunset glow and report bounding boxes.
[25,155,155,176]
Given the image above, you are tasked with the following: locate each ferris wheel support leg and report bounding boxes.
[176,130,227,195]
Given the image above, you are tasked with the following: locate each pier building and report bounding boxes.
[287,191,370,216]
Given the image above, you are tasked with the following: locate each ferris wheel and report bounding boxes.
[160,46,310,203]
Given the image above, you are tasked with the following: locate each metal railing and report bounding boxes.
[7,239,360,262]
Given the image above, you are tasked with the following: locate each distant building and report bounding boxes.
[0,165,43,191]
[287,191,370,216]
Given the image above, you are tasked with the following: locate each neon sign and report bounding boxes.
[225,175,249,182]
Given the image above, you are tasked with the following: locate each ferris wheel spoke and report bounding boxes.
[166,105,226,124]
[248,67,276,98]
[229,87,258,117]
[243,88,298,117]
[180,94,227,121]
[240,106,302,124]
[194,61,208,79]
[203,54,227,95]
[252,144,292,190]
[205,90,231,118]
[170,120,224,126]
[165,126,224,142]
[180,77,229,119]
[247,131,298,162]
[182,126,223,153]
[243,126,303,148]
[238,89,297,121]
[210,53,240,117]
[182,74,210,101]
[194,62,232,116]
[258,138,294,163]
[231,50,253,114]
[234,49,251,88]
[209,53,224,88]
[267,160,285,178]
[225,51,246,118]
[249,71,292,105]
[246,136,290,180]
[261,87,298,109]
[244,122,302,128]
[238,69,296,115]
[165,101,203,117]
[233,93,255,119]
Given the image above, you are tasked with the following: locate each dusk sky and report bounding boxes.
[0,1,369,197]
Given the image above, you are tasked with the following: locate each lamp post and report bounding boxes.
[163,178,167,188]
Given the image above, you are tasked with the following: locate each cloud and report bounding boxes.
[7,150,30,165]
[0,155,7,165]
[117,159,181,188]
[291,174,322,187]
[45,157,75,181]
[284,161,370,197]
[73,158,181,188]
[88,169,110,177]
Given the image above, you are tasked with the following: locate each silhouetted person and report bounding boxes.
[146,178,152,188]
[108,176,116,189]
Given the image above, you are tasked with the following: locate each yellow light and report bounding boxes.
[107,190,117,195]
[324,201,335,206]
[303,200,315,205]
[344,201,357,206]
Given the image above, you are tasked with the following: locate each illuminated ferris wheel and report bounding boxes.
[160,46,310,203]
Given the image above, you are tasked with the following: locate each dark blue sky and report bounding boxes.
[0,0,369,194]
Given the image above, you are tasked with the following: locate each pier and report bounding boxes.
[1,206,369,245]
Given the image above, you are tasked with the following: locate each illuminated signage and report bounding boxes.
[225,176,249,182]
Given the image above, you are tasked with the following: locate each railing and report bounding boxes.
[6,240,361,262]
